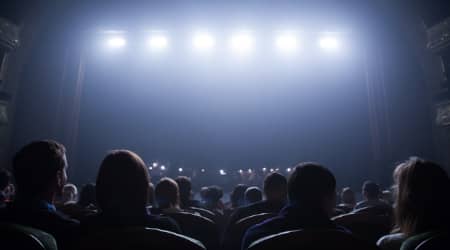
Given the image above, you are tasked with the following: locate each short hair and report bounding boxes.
[175,176,192,205]
[155,178,179,209]
[96,150,150,212]
[288,162,336,206]
[341,187,355,204]
[78,183,96,207]
[0,169,11,190]
[362,181,380,199]
[263,172,287,197]
[204,185,223,204]
[394,157,450,236]
[245,186,263,204]
[13,140,66,197]
[230,184,249,207]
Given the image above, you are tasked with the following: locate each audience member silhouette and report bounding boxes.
[81,150,181,233]
[377,157,450,250]
[0,169,12,207]
[245,186,263,205]
[242,163,344,249]
[0,140,79,250]
[176,176,203,209]
[61,183,78,205]
[227,173,287,227]
[354,181,389,211]
[203,185,224,215]
[337,187,356,213]
[155,177,182,213]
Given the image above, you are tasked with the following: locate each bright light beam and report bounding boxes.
[107,37,126,49]
[275,34,298,53]
[192,32,215,51]
[319,36,340,51]
[148,35,168,50]
[230,32,254,54]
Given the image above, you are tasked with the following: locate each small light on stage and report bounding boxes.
[262,168,267,172]
[107,37,126,49]
[149,167,153,170]
[270,168,274,172]
[160,165,166,171]
[201,168,205,173]
[148,35,168,50]
[193,32,215,51]
[319,36,340,50]
[248,169,252,173]
[178,168,183,172]
[220,169,227,175]
[286,168,292,172]
[152,162,158,167]
[230,32,254,54]
[239,169,243,174]
[276,168,280,171]
[275,33,298,53]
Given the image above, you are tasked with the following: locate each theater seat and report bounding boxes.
[77,227,205,250]
[0,223,57,250]
[248,229,378,250]
[222,213,276,250]
[415,232,450,250]
[164,211,220,250]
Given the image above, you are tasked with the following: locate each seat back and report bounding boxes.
[78,227,205,250]
[166,212,220,250]
[248,229,378,250]
[222,213,276,250]
[415,232,450,250]
[0,223,58,250]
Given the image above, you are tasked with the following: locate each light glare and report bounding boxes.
[193,33,215,51]
[230,33,254,54]
[107,37,126,48]
[319,36,340,50]
[148,35,168,50]
[275,34,298,52]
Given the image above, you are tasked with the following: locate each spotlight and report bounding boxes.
[286,168,292,172]
[275,33,298,53]
[178,168,183,172]
[107,37,126,49]
[160,165,166,171]
[262,168,267,172]
[192,32,215,51]
[148,35,168,50]
[270,168,274,172]
[248,169,252,173]
[152,162,158,167]
[149,167,153,170]
[239,169,243,174]
[230,32,254,54]
[219,169,227,175]
[319,36,340,50]
[276,168,280,171]
[201,168,205,173]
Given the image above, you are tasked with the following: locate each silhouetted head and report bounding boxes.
[13,140,67,201]
[341,187,355,205]
[96,150,150,213]
[288,162,336,215]
[263,172,287,202]
[204,185,223,209]
[155,177,180,209]
[78,183,96,207]
[362,181,380,200]
[245,186,263,204]
[394,157,450,236]
[230,184,249,208]
[175,176,192,208]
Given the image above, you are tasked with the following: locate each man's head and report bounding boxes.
[362,181,380,200]
[340,187,355,205]
[288,162,336,215]
[230,184,249,208]
[175,176,192,206]
[62,183,78,203]
[245,186,263,204]
[96,150,150,213]
[263,172,287,202]
[13,140,67,201]
[155,177,180,209]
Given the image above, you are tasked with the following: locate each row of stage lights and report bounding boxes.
[104,32,342,55]
[149,162,292,175]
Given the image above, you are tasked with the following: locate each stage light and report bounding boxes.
[275,34,298,53]
[262,168,267,172]
[220,169,227,175]
[230,32,254,54]
[276,168,280,171]
[178,168,183,172]
[148,35,168,50]
[239,169,243,174]
[248,169,252,173]
[192,32,215,51]
[149,167,153,170]
[270,168,274,172]
[201,168,205,173]
[160,165,166,171]
[286,168,292,172]
[152,162,158,167]
[319,36,340,50]
[107,37,126,49]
